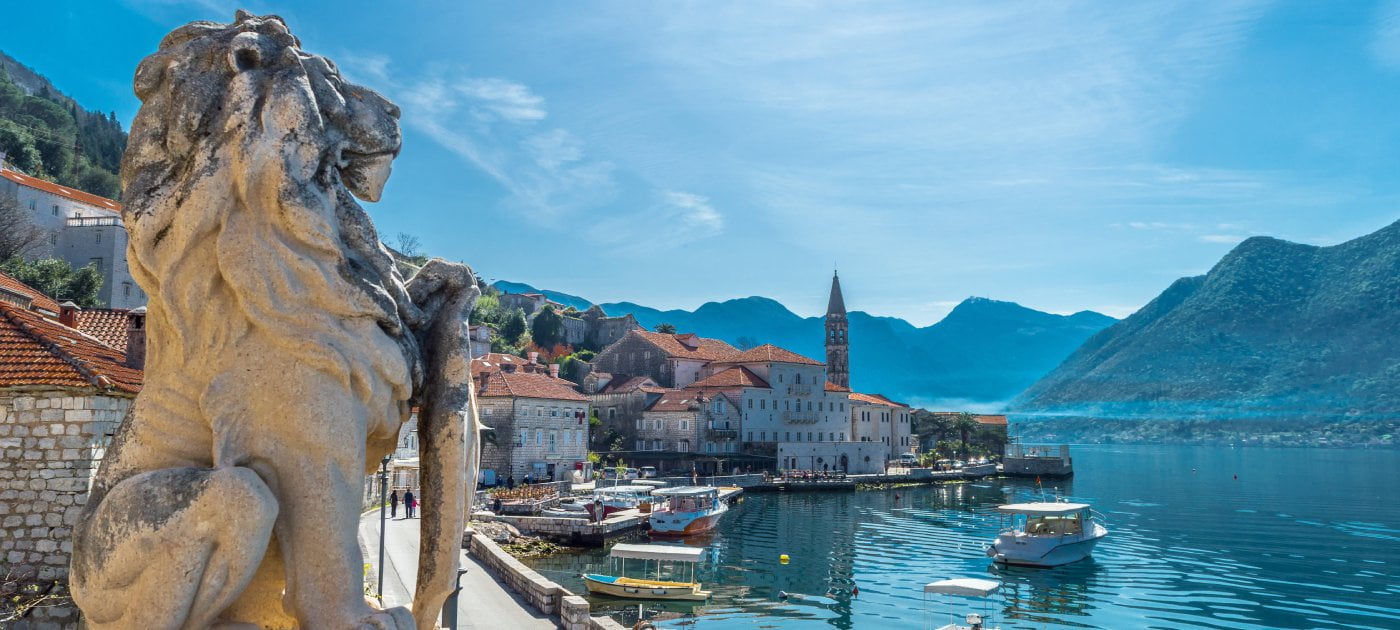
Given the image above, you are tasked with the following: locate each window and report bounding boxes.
[748,432,753,441]
[748,399,754,409]
[548,432,557,451]
[785,432,790,441]
[95,231,101,244]
[636,440,644,451]
[27,199,34,211]
[778,373,783,383]
[796,373,802,384]
[123,283,132,298]
[784,400,789,411]
[807,432,813,441]
[48,232,56,246]
[608,408,616,420]
[706,443,713,453]
[519,429,527,446]
[89,258,103,274]
[807,401,812,411]
[760,399,765,410]
[635,419,642,430]
[840,432,845,441]
[713,400,723,413]
[51,204,58,216]
[680,420,688,431]
[535,429,543,445]
[681,440,691,452]
[652,440,662,451]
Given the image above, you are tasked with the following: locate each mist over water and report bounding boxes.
[525,445,1400,629]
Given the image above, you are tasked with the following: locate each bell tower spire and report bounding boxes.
[825,270,849,388]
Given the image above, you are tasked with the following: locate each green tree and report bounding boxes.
[530,305,563,347]
[953,412,978,457]
[499,307,527,344]
[735,336,758,350]
[0,257,102,307]
[0,195,46,261]
[654,322,677,334]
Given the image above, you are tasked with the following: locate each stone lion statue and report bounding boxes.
[71,11,478,629]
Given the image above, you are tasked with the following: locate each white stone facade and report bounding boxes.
[478,396,589,483]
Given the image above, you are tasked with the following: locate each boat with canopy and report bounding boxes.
[585,485,655,520]
[583,543,711,601]
[985,501,1107,567]
[922,578,1002,630]
[647,486,728,536]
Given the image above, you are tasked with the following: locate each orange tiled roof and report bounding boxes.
[0,169,122,213]
[975,414,1008,426]
[477,369,587,402]
[0,270,61,316]
[471,353,547,376]
[645,388,705,413]
[712,343,822,366]
[74,308,130,351]
[690,366,769,389]
[0,302,141,394]
[849,392,908,408]
[598,375,658,394]
[824,381,850,392]
[632,330,738,362]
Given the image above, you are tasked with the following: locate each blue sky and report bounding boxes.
[5,1,1400,325]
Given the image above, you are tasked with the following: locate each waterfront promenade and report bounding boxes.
[358,509,555,629]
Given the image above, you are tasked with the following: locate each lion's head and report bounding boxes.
[122,10,422,419]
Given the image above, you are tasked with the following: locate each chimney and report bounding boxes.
[528,351,539,364]
[125,306,147,369]
[58,301,80,328]
[549,363,560,379]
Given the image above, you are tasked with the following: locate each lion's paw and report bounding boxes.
[357,606,417,630]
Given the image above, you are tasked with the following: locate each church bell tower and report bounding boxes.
[825,271,849,388]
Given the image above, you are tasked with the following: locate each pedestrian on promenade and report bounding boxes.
[524,473,532,485]
[506,474,516,489]
[389,489,399,519]
[404,489,416,518]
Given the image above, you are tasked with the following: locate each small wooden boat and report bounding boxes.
[583,543,711,601]
[647,486,728,536]
[585,485,655,520]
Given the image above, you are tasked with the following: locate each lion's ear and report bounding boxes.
[228,32,262,72]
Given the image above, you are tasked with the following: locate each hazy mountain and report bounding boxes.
[1014,219,1400,420]
[491,280,1114,405]
[491,280,593,312]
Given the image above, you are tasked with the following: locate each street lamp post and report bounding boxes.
[377,455,390,602]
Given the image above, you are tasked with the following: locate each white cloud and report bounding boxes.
[1198,234,1247,244]
[1374,0,1400,70]
[584,190,725,252]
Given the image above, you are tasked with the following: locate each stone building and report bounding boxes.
[628,387,745,475]
[578,305,639,349]
[583,373,664,450]
[848,392,914,462]
[825,271,849,389]
[475,368,590,484]
[0,275,143,628]
[0,167,147,309]
[590,330,738,388]
[698,345,851,451]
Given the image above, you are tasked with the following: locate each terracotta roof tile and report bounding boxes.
[471,353,547,376]
[74,309,130,351]
[477,370,587,402]
[0,302,141,394]
[0,168,122,213]
[0,271,61,316]
[598,375,657,394]
[712,343,822,366]
[824,381,850,392]
[849,392,909,408]
[690,366,769,389]
[645,389,704,412]
[631,330,738,361]
[975,414,1008,426]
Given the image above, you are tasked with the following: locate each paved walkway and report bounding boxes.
[358,509,556,629]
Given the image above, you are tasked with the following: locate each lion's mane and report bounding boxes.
[119,13,420,447]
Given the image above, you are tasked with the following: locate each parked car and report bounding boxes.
[638,466,658,478]
[897,453,919,466]
[603,467,641,480]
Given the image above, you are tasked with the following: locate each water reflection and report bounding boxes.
[524,446,1400,629]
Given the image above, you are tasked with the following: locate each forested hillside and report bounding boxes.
[0,51,125,199]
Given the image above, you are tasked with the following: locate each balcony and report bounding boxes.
[707,428,739,440]
[66,216,120,227]
[783,411,820,425]
[787,384,812,396]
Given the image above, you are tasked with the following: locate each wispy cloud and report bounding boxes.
[584,190,725,251]
[1373,0,1400,70]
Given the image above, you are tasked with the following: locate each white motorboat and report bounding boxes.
[583,543,711,601]
[985,501,1107,567]
[922,578,1001,630]
[647,486,728,536]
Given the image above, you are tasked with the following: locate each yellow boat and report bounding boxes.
[582,543,711,601]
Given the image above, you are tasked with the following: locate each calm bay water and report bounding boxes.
[524,445,1400,629]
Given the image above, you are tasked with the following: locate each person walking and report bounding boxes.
[506,474,516,490]
[403,489,416,519]
[389,489,399,519]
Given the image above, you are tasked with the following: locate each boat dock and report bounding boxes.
[478,486,744,546]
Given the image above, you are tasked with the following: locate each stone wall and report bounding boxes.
[0,387,132,629]
[590,334,672,387]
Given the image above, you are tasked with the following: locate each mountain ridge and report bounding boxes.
[490,280,1115,405]
[1014,219,1400,419]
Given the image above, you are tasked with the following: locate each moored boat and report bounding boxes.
[985,501,1107,567]
[648,486,728,536]
[583,543,711,601]
[922,578,1002,630]
[585,485,654,520]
